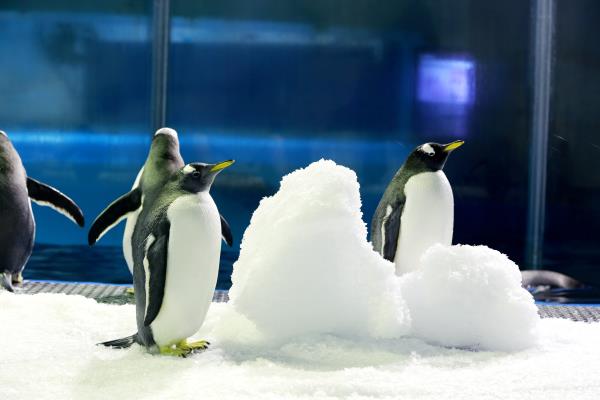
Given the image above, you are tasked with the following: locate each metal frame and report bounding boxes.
[150,0,171,132]
[526,0,555,269]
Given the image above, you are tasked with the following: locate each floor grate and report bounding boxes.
[14,281,600,323]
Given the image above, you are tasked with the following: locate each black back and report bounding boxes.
[0,134,35,278]
[138,131,185,209]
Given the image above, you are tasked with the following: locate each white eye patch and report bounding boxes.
[421,143,435,156]
[183,164,196,174]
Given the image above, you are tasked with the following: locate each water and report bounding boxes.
[24,244,238,290]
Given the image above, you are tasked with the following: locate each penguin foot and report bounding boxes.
[182,339,210,350]
[158,340,210,357]
[159,345,192,358]
[12,273,23,285]
[177,339,210,353]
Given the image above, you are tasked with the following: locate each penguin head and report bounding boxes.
[150,127,180,156]
[178,160,235,193]
[405,140,464,172]
[154,127,178,140]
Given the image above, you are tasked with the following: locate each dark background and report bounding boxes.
[0,1,598,288]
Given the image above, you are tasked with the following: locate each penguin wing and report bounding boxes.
[88,188,142,245]
[143,225,169,327]
[220,214,233,246]
[381,202,404,262]
[26,177,85,227]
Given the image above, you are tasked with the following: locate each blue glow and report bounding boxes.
[417,54,476,105]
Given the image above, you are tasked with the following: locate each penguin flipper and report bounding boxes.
[143,226,169,327]
[99,334,138,349]
[26,177,85,227]
[88,188,142,245]
[220,215,233,246]
[381,204,404,262]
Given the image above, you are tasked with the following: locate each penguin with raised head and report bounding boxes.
[371,141,464,275]
[0,130,84,291]
[88,128,233,274]
[99,160,234,356]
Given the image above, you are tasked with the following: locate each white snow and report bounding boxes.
[228,160,409,342]
[1,159,595,399]
[1,292,600,400]
[400,244,540,351]
[228,160,538,351]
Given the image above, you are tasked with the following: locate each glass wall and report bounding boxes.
[1,1,598,288]
[168,0,533,279]
[545,0,600,286]
[0,2,153,282]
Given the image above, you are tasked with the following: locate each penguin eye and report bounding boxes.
[192,171,201,178]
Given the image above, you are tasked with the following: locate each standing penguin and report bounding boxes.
[100,160,234,356]
[371,141,463,275]
[0,130,84,291]
[88,128,233,274]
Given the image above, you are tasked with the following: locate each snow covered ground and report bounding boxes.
[1,293,600,400]
[1,160,598,399]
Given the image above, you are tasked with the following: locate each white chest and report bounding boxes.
[394,171,454,275]
[150,193,222,346]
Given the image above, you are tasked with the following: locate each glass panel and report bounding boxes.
[0,2,152,282]
[168,1,533,287]
[545,0,600,285]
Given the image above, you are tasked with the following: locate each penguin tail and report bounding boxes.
[1,272,15,292]
[99,334,138,349]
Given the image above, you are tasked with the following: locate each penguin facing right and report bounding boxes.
[99,160,234,356]
[0,130,85,291]
[370,141,464,275]
[88,127,233,274]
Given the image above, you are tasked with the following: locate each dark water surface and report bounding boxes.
[24,244,238,290]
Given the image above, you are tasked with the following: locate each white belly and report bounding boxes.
[150,193,221,346]
[394,171,454,275]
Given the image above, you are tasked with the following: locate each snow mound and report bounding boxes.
[228,159,409,341]
[400,244,540,351]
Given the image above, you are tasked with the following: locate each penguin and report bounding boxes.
[88,127,233,274]
[370,140,463,275]
[99,160,234,356]
[0,130,84,292]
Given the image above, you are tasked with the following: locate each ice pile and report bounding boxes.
[227,159,540,350]
[228,160,409,341]
[401,244,540,351]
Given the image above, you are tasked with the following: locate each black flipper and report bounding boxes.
[1,272,14,292]
[26,177,85,227]
[220,214,233,246]
[143,223,170,327]
[99,334,138,349]
[381,204,404,262]
[88,188,142,246]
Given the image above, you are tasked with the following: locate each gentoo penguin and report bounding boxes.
[100,160,234,356]
[88,128,233,274]
[370,141,463,275]
[0,130,84,292]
